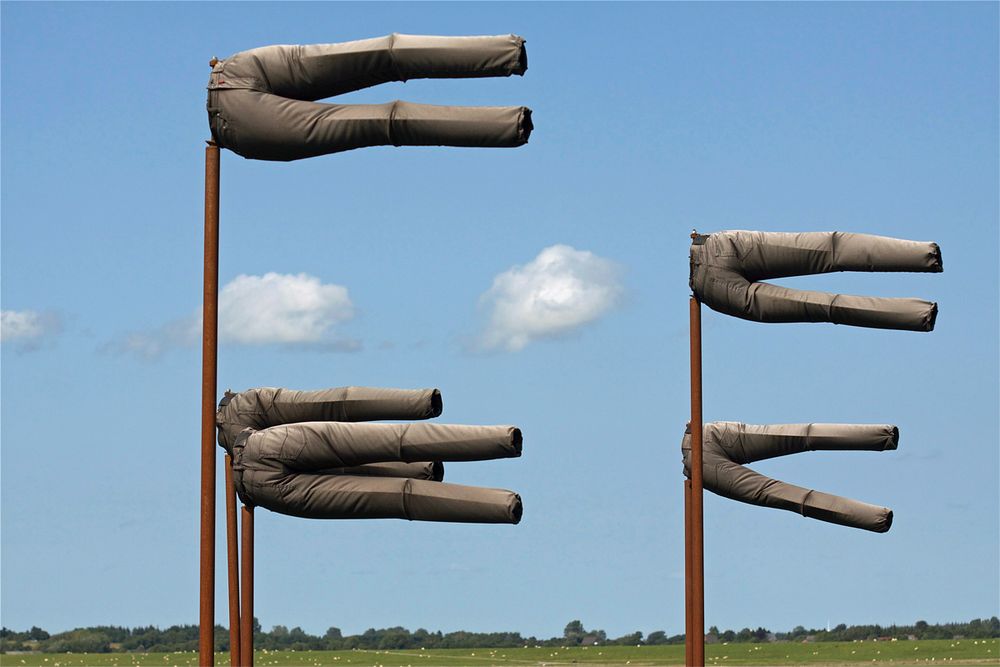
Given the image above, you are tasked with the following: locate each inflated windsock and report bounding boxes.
[689,231,942,331]
[206,34,532,161]
[217,386,522,523]
[682,422,898,533]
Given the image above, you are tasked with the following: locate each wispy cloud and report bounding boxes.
[1,309,62,351]
[108,272,358,360]
[478,244,623,352]
[219,272,354,344]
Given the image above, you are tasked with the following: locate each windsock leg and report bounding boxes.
[260,34,526,100]
[215,93,531,161]
[274,474,522,523]
[251,422,521,470]
[816,232,942,274]
[734,231,942,280]
[748,281,938,331]
[712,461,893,533]
[263,386,442,426]
[732,423,899,464]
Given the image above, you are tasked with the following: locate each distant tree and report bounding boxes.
[564,620,584,641]
[615,631,643,645]
[646,631,668,645]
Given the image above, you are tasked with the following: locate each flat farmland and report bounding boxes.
[2,639,997,667]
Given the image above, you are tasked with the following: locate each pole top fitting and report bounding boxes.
[209,56,220,68]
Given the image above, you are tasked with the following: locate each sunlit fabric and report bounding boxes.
[683,422,898,532]
[218,386,522,523]
[690,231,942,331]
[207,34,532,161]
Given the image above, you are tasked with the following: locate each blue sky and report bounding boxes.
[2,1,997,639]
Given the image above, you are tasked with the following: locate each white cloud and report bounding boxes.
[219,272,354,344]
[1,310,61,349]
[479,244,623,352]
[108,272,357,359]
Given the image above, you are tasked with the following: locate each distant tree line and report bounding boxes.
[1,617,997,654]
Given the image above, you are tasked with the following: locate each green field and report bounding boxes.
[2,639,997,667]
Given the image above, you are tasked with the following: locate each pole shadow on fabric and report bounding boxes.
[199,34,533,667]
[682,229,942,667]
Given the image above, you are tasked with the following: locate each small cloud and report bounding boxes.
[219,272,354,345]
[107,272,357,360]
[102,319,197,361]
[478,244,623,352]
[1,309,61,350]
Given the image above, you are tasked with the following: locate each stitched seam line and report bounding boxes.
[387,100,399,146]
[800,489,814,517]
[401,478,412,520]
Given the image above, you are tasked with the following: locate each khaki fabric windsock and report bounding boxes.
[206,34,532,161]
[217,387,522,523]
[689,231,942,331]
[682,422,898,533]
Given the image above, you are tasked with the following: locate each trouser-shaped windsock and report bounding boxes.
[689,231,943,331]
[217,386,522,523]
[206,34,532,161]
[682,422,899,533]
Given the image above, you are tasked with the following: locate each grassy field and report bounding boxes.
[2,638,997,667]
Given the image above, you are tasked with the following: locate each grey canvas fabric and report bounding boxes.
[690,231,942,331]
[207,34,532,161]
[682,422,898,532]
[217,387,522,523]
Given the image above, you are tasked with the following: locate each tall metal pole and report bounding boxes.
[240,506,255,667]
[225,456,241,667]
[200,141,221,666]
[684,479,693,666]
[689,295,705,666]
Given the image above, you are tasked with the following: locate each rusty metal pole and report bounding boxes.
[225,456,241,667]
[200,141,221,666]
[689,295,705,666]
[685,479,693,666]
[240,506,255,667]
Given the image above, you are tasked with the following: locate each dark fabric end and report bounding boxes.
[429,389,443,418]
[518,108,533,144]
[879,509,893,533]
[514,39,528,76]
[930,243,943,273]
[925,302,939,332]
[431,461,445,482]
[510,493,523,524]
[510,428,523,456]
[888,426,900,450]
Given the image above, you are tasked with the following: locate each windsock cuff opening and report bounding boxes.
[925,303,939,332]
[930,243,944,272]
[876,509,893,533]
[429,389,443,418]
[510,493,523,524]
[518,108,533,144]
[513,38,528,76]
[888,426,900,450]
[510,428,523,456]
